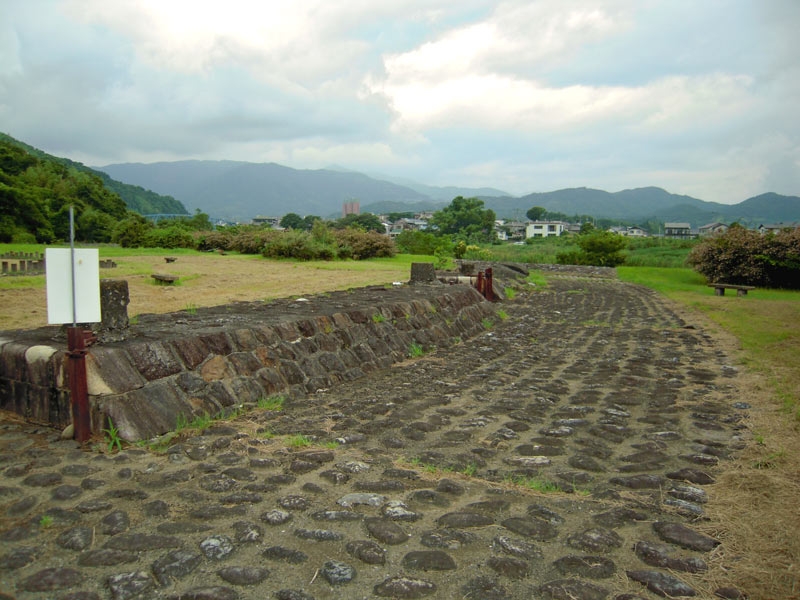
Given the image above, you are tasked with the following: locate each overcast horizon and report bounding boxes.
[2,1,798,204]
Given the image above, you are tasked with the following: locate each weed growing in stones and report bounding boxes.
[505,287,516,300]
[258,395,285,411]
[507,475,560,493]
[129,314,139,325]
[257,429,274,439]
[372,313,386,323]
[184,303,198,315]
[409,342,425,358]
[462,463,478,476]
[288,434,312,448]
[482,318,494,330]
[323,440,340,449]
[38,515,54,528]
[189,413,213,431]
[103,419,123,453]
[497,309,509,321]
[175,413,189,432]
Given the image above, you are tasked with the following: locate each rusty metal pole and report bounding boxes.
[67,328,91,443]
[476,271,484,297]
[485,267,494,301]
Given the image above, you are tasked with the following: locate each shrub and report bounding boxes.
[333,228,396,260]
[557,231,627,267]
[229,228,280,254]
[195,229,234,252]
[263,230,337,260]
[688,226,800,288]
[395,230,446,255]
[143,225,196,249]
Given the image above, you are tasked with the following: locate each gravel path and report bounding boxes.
[0,273,748,599]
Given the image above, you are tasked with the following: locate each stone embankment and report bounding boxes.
[0,269,750,599]
[0,282,498,442]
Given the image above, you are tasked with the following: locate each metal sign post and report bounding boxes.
[45,207,101,443]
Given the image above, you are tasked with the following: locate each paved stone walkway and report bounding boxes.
[0,273,748,599]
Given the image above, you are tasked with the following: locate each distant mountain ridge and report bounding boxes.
[98,159,800,226]
[0,133,187,215]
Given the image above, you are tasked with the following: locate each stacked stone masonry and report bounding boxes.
[0,284,496,442]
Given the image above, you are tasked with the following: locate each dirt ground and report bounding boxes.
[0,254,410,331]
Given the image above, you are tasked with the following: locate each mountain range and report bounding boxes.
[100,159,800,226]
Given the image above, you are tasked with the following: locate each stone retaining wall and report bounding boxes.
[0,283,497,442]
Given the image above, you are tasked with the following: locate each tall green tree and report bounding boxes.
[280,213,305,230]
[334,213,385,233]
[526,206,547,221]
[430,196,496,243]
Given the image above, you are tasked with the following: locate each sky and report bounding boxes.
[1,0,798,204]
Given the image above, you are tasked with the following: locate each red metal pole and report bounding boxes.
[485,267,494,301]
[67,327,91,443]
[476,271,484,297]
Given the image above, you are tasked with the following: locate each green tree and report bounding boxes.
[334,213,385,233]
[183,209,213,231]
[303,215,321,230]
[77,208,115,242]
[557,231,627,267]
[280,213,305,230]
[430,196,496,243]
[526,206,547,221]
[394,230,451,255]
[579,222,596,234]
[112,213,152,248]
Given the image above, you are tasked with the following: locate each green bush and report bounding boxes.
[229,228,280,254]
[557,231,627,267]
[195,229,234,252]
[142,226,196,249]
[263,230,336,260]
[394,230,446,255]
[688,226,800,288]
[333,228,396,259]
[112,214,152,248]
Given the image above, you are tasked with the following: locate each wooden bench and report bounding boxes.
[708,283,755,296]
[152,274,179,285]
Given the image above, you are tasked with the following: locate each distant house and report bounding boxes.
[699,222,728,236]
[758,222,799,234]
[496,220,528,241]
[388,217,429,237]
[252,215,281,228]
[608,226,648,237]
[526,221,567,238]
[664,222,694,239]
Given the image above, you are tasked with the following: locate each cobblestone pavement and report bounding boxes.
[0,274,749,599]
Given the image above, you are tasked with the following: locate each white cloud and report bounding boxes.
[1,0,798,204]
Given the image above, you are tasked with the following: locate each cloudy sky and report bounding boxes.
[1,1,798,203]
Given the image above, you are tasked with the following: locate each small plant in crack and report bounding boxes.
[408,342,425,358]
[496,309,509,321]
[372,313,386,323]
[258,395,285,411]
[39,515,54,528]
[103,419,123,453]
[481,317,494,330]
[462,463,478,477]
[288,434,312,448]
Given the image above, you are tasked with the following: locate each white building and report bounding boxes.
[526,221,567,238]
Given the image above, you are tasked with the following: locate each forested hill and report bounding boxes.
[0,134,187,215]
[0,134,183,243]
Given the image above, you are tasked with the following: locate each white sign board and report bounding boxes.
[46,248,101,324]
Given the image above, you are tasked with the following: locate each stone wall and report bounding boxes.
[0,283,497,442]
